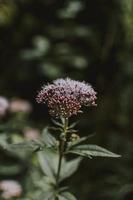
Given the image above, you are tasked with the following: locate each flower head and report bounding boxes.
[36,78,97,118]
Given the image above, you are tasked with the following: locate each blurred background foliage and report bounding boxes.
[0,0,133,199]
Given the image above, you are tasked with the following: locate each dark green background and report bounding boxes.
[0,0,133,199]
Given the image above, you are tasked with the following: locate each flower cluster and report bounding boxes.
[36,78,97,118]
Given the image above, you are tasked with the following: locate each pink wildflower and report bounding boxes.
[0,96,9,118]
[0,180,22,199]
[23,127,40,140]
[10,98,32,113]
[36,78,97,118]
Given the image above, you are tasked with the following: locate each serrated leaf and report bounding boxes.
[42,127,57,147]
[68,144,121,158]
[60,157,82,181]
[38,149,59,180]
[58,192,77,200]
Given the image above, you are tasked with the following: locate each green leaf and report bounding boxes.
[36,176,55,192]
[60,157,82,181]
[67,135,92,149]
[5,140,45,152]
[2,128,57,153]
[58,192,77,200]
[38,148,81,182]
[42,127,57,147]
[38,149,59,180]
[0,134,8,149]
[52,119,63,128]
[0,164,23,175]
[40,191,55,200]
[68,144,121,158]
[68,121,79,129]
[29,175,56,200]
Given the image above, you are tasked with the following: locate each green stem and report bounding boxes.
[56,118,68,187]
[56,139,64,187]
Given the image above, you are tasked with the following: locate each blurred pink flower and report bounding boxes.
[0,96,9,118]
[23,127,40,139]
[0,180,22,199]
[10,98,32,113]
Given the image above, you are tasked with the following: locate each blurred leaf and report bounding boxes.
[3,128,57,153]
[0,2,16,25]
[33,36,50,54]
[58,192,77,200]
[39,191,56,200]
[58,1,83,19]
[40,63,62,78]
[67,145,121,158]
[35,176,55,191]
[121,0,133,44]
[38,147,81,182]
[0,164,23,175]
[38,149,58,180]
[35,176,56,200]
[60,157,82,181]
[70,56,88,69]
[21,36,50,60]
[42,127,57,148]
[21,50,43,60]
[0,133,8,148]
[5,140,45,152]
